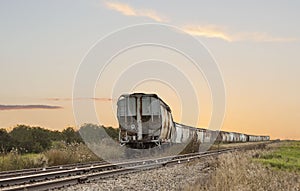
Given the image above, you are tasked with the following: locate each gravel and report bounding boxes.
[60,158,213,191]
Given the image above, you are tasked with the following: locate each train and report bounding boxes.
[117,93,270,148]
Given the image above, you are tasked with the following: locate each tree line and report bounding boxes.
[0,124,119,154]
[0,125,84,154]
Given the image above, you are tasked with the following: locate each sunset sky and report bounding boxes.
[0,1,299,140]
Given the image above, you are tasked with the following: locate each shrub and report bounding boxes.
[0,149,46,171]
[44,142,99,166]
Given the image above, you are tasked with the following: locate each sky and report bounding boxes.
[0,0,299,140]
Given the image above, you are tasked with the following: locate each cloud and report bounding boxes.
[104,1,167,22]
[182,24,298,42]
[46,97,113,102]
[102,2,297,43]
[0,104,63,111]
[183,25,233,42]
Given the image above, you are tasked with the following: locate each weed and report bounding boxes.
[0,149,46,171]
[44,141,100,166]
[184,142,300,191]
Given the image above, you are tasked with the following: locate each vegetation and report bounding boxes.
[0,129,14,152]
[79,123,119,143]
[185,141,300,191]
[0,125,83,154]
[0,150,47,171]
[254,141,300,172]
[0,124,119,171]
[44,142,100,166]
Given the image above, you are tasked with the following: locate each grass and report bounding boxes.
[254,141,300,172]
[210,141,269,150]
[44,141,100,166]
[0,151,47,171]
[184,141,300,191]
[0,142,100,171]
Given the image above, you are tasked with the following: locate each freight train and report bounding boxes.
[117,93,270,148]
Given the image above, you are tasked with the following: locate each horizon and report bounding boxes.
[1,122,275,140]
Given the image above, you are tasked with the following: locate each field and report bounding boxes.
[255,141,300,172]
[185,141,300,191]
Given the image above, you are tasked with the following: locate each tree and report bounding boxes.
[79,124,119,144]
[48,130,64,141]
[104,126,119,140]
[62,127,82,144]
[9,125,51,153]
[0,129,14,153]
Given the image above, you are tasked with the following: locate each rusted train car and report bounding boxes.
[117,93,270,148]
[117,93,175,148]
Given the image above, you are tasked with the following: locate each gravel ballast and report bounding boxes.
[61,158,213,191]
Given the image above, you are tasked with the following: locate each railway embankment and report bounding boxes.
[61,141,299,191]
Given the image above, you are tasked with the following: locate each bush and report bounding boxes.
[0,149,47,171]
[44,142,99,166]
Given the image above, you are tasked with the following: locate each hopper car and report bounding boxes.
[117,93,270,148]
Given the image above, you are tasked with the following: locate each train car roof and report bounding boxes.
[118,93,171,112]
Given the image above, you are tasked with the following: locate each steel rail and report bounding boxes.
[0,161,108,179]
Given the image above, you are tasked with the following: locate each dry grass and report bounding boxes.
[0,150,47,171]
[210,141,270,150]
[0,142,107,170]
[85,138,126,162]
[184,143,300,191]
[44,142,100,166]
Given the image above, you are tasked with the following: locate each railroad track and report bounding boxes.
[0,142,272,191]
[0,161,108,179]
